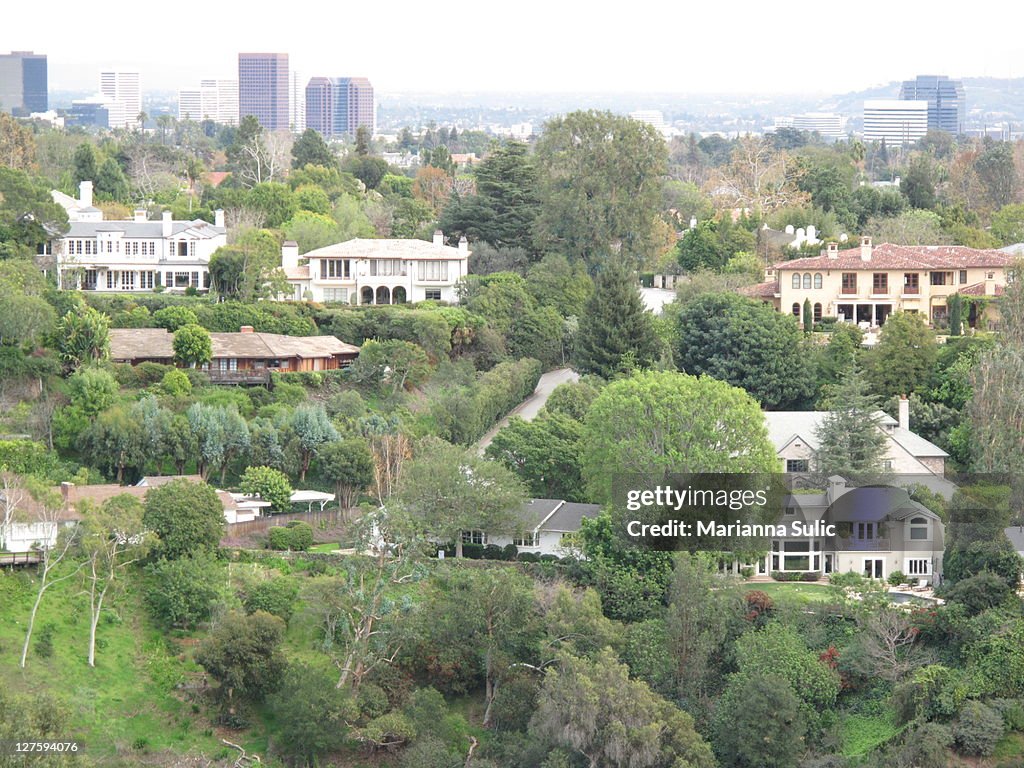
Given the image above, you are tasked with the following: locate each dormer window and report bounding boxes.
[909,516,928,540]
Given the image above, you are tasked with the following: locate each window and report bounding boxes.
[424,289,442,301]
[513,532,540,548]
[323,288,349,303]
[173,272,190,287]
[106,271,115,289]
[165,271,173,287]
[461,530,486,546]
[813,302,822,322]
[856,522,876,540]
[321,259,350,279]
[792,303,801,318]
[929,272,949,286]
[987,271,995,280]
[130,241,139,256]
[106,240,113,253]
[841,273,857,294]
[883,460,893,470]
[791,273,800,289]
[177,241,188,257]
[786,459,809,472]
[959,270,968,284]
[909,516,929,540]
[191,272,199,287]
[802,273,812,289]
[872,273,888,294]
[904,273,919,294]
[813,273,822,289]
[784,506,796,515]
[140,271,154,289]
[418,260,449,281]
[370,259,404,276]
[120,271,135,290]
[906,558,930,575]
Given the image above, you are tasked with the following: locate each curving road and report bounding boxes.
[476,367,580,455]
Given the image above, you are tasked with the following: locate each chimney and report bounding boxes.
[689,216,697,230]
[79,180,93,208]
[807,224,816,241]
[458,235,468,255]
[826,242,839,259]
[60,481,74,502]
[281,240,299,271]
[161,210,172,238]
[898,394,910,431]
[239,325,254,333]
[433,229,444,246]
[860,236,873,262]
[214,209,225,228]
[133,208,147,222]
[985,272,997,296]
[893,176,901,187]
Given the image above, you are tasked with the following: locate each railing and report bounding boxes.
[208,369,271,385]
[832,536,891,552]
[0,551,42,565]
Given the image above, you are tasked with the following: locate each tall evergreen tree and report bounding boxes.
[813,365,888,484]
[290,128,336,170]
[575,261,659,378]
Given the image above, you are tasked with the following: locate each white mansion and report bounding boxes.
[281,231,470,304]
[51,182,226,293]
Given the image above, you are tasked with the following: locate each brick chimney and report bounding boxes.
[826,242,839,259]
[60,481,74,502]
[860,236,873,262]
[433,229,444,246]
[239,325,254,333]
[898,394,910,431]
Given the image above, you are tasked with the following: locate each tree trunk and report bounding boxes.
[456,539,464,558]
[21,577,48,668]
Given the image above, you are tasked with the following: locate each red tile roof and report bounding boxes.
[958,281,1005,297]
[741,280,780,298]
[773,243,1014,271]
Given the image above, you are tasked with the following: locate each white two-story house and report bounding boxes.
[281,230,470,304]
[52,182,227,293]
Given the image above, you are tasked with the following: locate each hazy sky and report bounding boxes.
[7,1,1024,95]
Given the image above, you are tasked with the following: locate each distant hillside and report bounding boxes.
[817,77,1024,121]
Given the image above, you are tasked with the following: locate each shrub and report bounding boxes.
[144,554,224,628]
[895,722,953,768]
[461,543,484,559]
[540,554,561,563]
[517,551,540,563]
[268,522,314,551]
[800,571,822,582]
[482,544,506,560]
[888,570,907,586]
[990,698,1024,732]
[34,622,56,658]
[160,368,192,396]
[739,566,755,579]
[502,543,519,561]
[829,571,866,588]
[771,571,804,582]
[243,578,300,624]
[953,701,1005,756]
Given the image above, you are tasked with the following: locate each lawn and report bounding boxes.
[309,542,340,553]
[839,712,905,757]
[740,581,839,605]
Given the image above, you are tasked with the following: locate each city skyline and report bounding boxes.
[7,0,1023,96]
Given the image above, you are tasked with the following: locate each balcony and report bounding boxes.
[832,536,890,552]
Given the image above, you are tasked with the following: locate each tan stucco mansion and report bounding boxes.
[747,237,1014,328]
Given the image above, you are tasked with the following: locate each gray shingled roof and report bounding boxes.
[543,502,602,533]
[65,220,226,239]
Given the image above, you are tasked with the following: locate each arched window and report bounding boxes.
[792,273,800,289]
[792,303,801,318]
[803,273,812,289]
[909,517,929,540]
[814,303,822,322]
[814,273,823,289]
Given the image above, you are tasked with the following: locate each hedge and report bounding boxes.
[268,521,314,551]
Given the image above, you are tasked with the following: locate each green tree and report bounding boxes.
[208,228,287,301]
[95,156,129,201]
[803,297,812,334]
[975,140,1018,210]
[270,662,357,766]
[318,437,375,513]
[80,494,153,666]
[0,167,68,258]
[902,155,938,209]
[144,552,224,628]
[285,404,339,481]
[526,253,594,317]
[83,405,145,482]
[66,366,119,416]
[581,371,778,505]
[948,293,964,336]
[991,203,1024,246]
[195,610,287,713]
[0,112,36,171]
[865,311,938,398]
[814,365,888,483]
[239,465,292,512]
[55,306,109,370]
[486,412,585,501]
[242,577,299,624]
[712,672,807,768]
[291,128,337,170]
[172,323,212,367]
[533,110,668,270]
[674,292,814,409]
[71,142,98,185]
[439,140,539,252]
[281,210,341,252]
[142,478,226,559]
[152,305,198,331]
[249,181,297,228]
[575,261,660,377]
[395,437,526,557]
[0,293,56,347]
[530,648,716,768]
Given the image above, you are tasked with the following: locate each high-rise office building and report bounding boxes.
[238,52,289,131]
[863,100,928,145]
[304,76,375,138]
[899,75,965,135]
[178,79,238,124]
[99,70,141,128]
[0,51,47,115]
[289,71,306,132]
